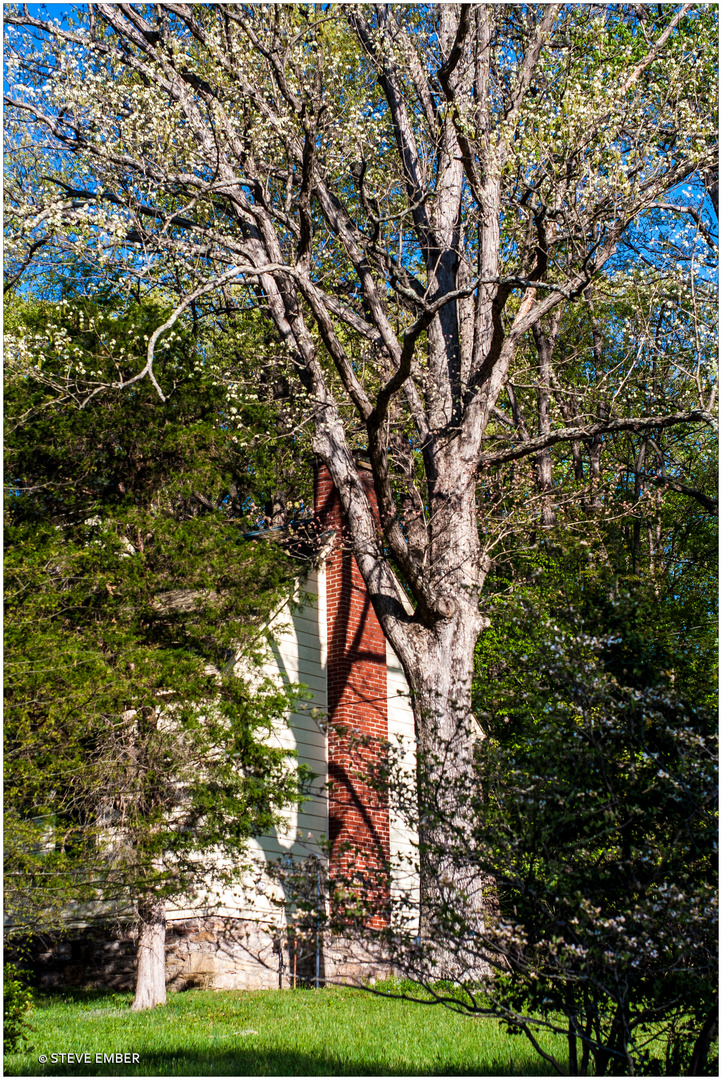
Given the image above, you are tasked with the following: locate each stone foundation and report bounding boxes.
[15,917,392,992]
[22,926,138,991]
[166,917,283,991]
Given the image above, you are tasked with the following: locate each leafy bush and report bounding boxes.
[4,963,34,1054]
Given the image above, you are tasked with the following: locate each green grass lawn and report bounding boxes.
[4,984,567,1076]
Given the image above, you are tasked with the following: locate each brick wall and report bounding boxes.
[314,461,390,915]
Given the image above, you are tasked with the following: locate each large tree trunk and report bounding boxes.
[321,429,494,974]
[377,461,492,975]
[131,897,166,1011]
[410,612,494,979]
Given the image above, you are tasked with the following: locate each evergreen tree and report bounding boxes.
[4,292,313,1008]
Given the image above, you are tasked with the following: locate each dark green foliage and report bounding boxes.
[474,594,717,1075]
[477,523,717,737]
[471,538,718,1076]
[4,964,34,1055]
[4,293,312,939]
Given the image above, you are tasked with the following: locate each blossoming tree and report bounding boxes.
[4,2,717,979]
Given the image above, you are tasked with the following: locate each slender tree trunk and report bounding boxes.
[131,897,166,1011]
[532,317,561,527]
[689,1000,718,1075]
[566,985,579,1076]
[585,293,606,513]
[633,440,646,576]
[588,435,603,511]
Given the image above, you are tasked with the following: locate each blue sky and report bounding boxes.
[9,4,74,26]
[24,4,73,15]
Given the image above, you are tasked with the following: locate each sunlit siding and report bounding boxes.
[168,566,328,922]
[252,564,329,859]
[386,640,420,921]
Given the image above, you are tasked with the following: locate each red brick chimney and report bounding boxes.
[313,460,390,910]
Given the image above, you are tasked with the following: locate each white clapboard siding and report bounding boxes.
[386,639,420,922]
[167,566,329,923]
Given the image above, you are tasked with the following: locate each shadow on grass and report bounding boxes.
[33,989,133,1005]
[7,1046,556,1077]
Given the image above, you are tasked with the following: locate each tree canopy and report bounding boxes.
[3,1,718,1037]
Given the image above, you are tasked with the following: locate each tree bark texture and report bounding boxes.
[131,898,166,1011]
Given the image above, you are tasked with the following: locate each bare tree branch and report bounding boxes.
[478,411,716,470]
